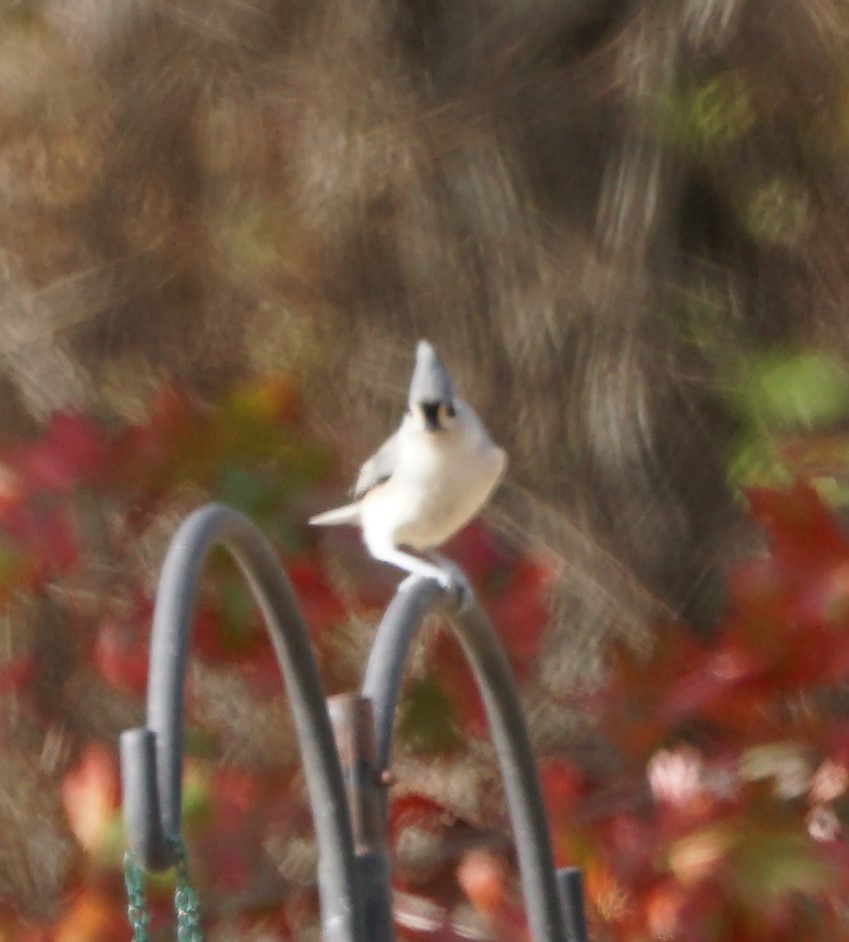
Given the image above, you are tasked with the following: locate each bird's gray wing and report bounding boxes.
[351,428,400,499]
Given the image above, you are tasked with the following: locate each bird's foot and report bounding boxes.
[434,559,475,613]
[398,564,473,611]
[384,548,474,611]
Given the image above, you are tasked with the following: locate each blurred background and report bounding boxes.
[3,0,849,939]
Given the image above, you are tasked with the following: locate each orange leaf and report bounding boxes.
[53,889,124,942]
[61,744,119,853]
[457,850,508,917]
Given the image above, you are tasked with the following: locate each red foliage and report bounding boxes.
[92,602,151,695]
[2,412,110,498]
[0,654,35,695]
[448,526,550,674]
[0,379,353,940]
[535,480,849,941]
[401,481,849,940]
[4,373,849,942]
[423,526,551,736]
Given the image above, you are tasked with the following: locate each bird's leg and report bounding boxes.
[365,539,453,589]
[363,534,474,610]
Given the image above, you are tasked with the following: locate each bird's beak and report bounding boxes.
[421,401,442,431]
[409,340,454,409]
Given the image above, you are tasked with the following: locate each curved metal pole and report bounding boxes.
[362,577,575,942]
[119,504,365,942]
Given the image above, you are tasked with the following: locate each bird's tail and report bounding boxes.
[308,503,361,527]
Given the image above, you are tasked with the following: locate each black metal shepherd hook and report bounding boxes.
[119,503,588,942]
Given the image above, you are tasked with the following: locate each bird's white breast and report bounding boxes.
[359,415,506,551]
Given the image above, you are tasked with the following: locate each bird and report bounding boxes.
[309,340,507,603]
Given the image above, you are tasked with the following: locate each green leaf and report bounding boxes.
[659,72,755,157]
[181,764,214,829]
[726,428,788,488]
[742,179,810,247]
[727,350,849,430]
[730,830,837,902]
[397,677,462,755]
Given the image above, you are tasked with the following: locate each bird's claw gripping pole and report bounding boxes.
[120,503,588,942]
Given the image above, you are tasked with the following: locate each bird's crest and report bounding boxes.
[409,340,454,406]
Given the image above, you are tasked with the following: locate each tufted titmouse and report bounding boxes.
[309,340,507,600]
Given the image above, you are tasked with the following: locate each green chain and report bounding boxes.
[123,851,151,942]
[123,836,204,942]
[170,836,204,942]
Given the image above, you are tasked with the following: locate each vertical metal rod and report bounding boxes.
[119,504,365,942]
[362,576,572,942]
[556,867,589,942]
[328,694,395,942]
[119,728,171,870]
